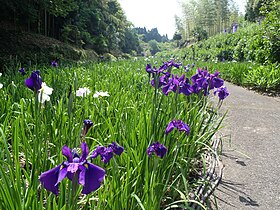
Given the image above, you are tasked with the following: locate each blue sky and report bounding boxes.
[118,0,246,39]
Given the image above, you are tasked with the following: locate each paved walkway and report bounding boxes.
[214,83,280,209]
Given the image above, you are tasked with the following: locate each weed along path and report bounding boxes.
[214,82,280,209]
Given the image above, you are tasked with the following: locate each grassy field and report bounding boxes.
[0,58,226,209]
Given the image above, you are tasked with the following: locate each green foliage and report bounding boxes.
[192,26,208,41]
[245,0,263,21]
[245,0,274,22]
[173,33,182,41]
[148,40,160,55]
[197,60,280,92]
[61,25,84,47]
[244,63,280,90]
[135,27,169,43]
[170,9,279,65]
[0,59,225,209]
[0,0,139,56]
[121,28,142,54]
[177,0,240,41]
[48,0,78,17]
[0,28,89,70]
[259,0,280,63]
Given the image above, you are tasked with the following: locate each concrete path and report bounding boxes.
[214,83,280,210]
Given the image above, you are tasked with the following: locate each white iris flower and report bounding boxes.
[93,91,110,98]
[76,87,91,97]
[38,82,53,103]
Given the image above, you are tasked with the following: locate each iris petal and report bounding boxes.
[67,163,79,173]
[165,121,175,134]
[79,166,86,186]
[80,142,89,162]
[213,77,224,88]
[39,165,61,195]
[62,145,73,162]
[81,163,105,194]
[55,167,67,186]
[25,78,34,90]
[109,142,124,156]
[147,142,167,158]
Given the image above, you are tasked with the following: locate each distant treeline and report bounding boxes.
[134,27,169,43]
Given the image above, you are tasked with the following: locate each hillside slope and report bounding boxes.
[0,27,99,71]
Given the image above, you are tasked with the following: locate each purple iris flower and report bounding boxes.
[184,64,190,72]
[147,142,167,158]
[209,71,224,89]
[39,142,105,195]
[232,24,238,33]
[161,74,194,96]
[162,74,181,95]
[191,77,204,94]
[18,67,26,76]
[51,60,58,67]
[91,146,114,164]
[151,73,170,88]
[165,60,182,69]
[196,77,209,89]
[162,74,177,95]
[108,142,124,156]
[191,68,209,85]
[197,68,209,78]
[172,62,182,68]
[92,142,123,164]
[165,120,190,135]
[83,119,93,136]
[196,77,209,96]
[159,63,169,71]
[191,68,224,95]
[150,64,166,75]
[25,70,42,91]
[145,64,158,74]
[180,78,193,96]
[146,63,153,73]
[146,60,181,78]
[211,77,224,89]
[191,83,201,94]
[214,86,229,100]
[191,73,200,84]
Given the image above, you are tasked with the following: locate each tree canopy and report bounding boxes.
[0,0,143,55]
[175,0,241,42]
[134,27,169,43]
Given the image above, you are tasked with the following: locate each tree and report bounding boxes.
[177,0,236,41]
[121,28,142,54]
[192,26,208,41]
[148,40,160,55]
[134,27,169,43]
[245,0,274,22]
[0,0,139,55]
[245,0,263,21]
[173,32,182,47]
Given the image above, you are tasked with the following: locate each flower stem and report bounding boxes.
[151,74,159,139]
[70,173,79,210]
